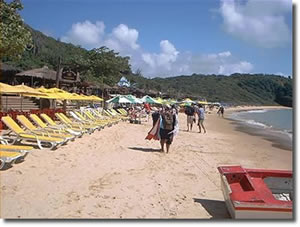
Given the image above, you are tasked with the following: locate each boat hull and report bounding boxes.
[218,166,293,219]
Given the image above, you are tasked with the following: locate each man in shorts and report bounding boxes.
[160,106,176,153]
[184,104,195,131]
[196,104,206,133]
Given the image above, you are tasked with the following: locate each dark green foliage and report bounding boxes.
[149,74,293,107]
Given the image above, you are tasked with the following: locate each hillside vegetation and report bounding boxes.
[2,26,293,107]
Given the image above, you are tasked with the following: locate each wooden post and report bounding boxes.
[56,57,61,88]
[101,73,104,107]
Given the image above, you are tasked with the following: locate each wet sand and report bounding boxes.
[0,106,293,219]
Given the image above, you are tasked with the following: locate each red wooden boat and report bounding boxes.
[217,165,293,219]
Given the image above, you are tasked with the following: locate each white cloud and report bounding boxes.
[218,61,253,75]
[218,51,231,57]
[139,49,253,77]
[111,24,139,50]
[61,20,254,77]
[219,0,291,48]
[61,20,105,48]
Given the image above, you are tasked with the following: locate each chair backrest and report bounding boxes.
[55,113,68,124]
[69,111,82,122]
[73,111,86,120]
[17,115,38,131]
[41,114,56,126]
[103,110,112,117]
[58,113,72,123]
[110,109,121,116]
[84,111,94,120]
[1,116,25,134]
[30,114,48,128]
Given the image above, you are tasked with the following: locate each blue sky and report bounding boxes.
[20,0,292,77]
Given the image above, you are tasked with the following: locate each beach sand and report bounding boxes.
[0,106,293,219]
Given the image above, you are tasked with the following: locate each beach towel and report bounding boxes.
[168,113,179,138]
[145,117,161,141]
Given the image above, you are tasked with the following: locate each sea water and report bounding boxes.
[229,108,293,149]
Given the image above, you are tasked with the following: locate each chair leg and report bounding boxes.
[0,159,5,170]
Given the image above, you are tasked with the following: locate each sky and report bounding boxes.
[19,0,293,78]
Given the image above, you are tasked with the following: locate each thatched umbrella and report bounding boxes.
[16,66,57,86]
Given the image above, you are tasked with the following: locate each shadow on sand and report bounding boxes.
[128,147,162,153]
[193,198,231,219]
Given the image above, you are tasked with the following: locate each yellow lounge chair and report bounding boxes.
[111,109,129,120]
[0,136,34,157]
[40,113,86,136]
[16,115,74,141]
[60,112,99,132]
[55,113,95,134]
[29,114,82,138]
[90,109,118,125]
[0,151,24,170]
[109,109,127,121]
[72,110,107,128]
[70,111,101,127]
[118,108,129,116]
[103,109,122,122]
[82,110,112,127]
[1,116,65,150]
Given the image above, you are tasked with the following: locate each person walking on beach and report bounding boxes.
[185,104,195,131]
[196,104,206,133]
[145,105,178,153]
[217,105,225,117]
[159,106,176,153]
[143,102,151,122]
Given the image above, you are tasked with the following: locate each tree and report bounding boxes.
[87,46,131,85]
[0,0,32,59]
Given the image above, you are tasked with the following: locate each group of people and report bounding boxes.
[184,104,206,133]
[145,102,225,154]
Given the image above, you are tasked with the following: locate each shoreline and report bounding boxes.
[223,106,292,151]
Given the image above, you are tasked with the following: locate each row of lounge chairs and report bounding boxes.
[0,108,129,170]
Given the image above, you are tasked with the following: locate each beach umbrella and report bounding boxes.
[14,84,50,110]
[198,100,208,105]
[125,95,143,104]
[141,95,159,104]
[67,93,86,101]
[0,82,23,94]
[1,83,50,110]
[106,95,132,104]
[14,84,47,97]
[0,83,43,96]
[89,95,103,102]
[179,98,195,106]
[154,97,164,104]
[37,87,66,99]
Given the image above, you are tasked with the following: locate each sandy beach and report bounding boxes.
[0,106,293,219]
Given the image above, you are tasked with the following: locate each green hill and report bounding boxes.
[2,26,293,107]
[150,73,293,106]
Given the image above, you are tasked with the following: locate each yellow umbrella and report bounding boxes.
[37,87,73,100]
[183,98,193,102]
[155,97,164,104]
[89,95,103,101]
[48,88,73,100]
[198,100,208,105]
[0,82,33,94]
[14,84,49,97]
[67,93,86,101]
[36,87,62,99]
[80,94,91,101]
[0,83,27,111]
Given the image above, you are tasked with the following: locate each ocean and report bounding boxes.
[229,108,293,150]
